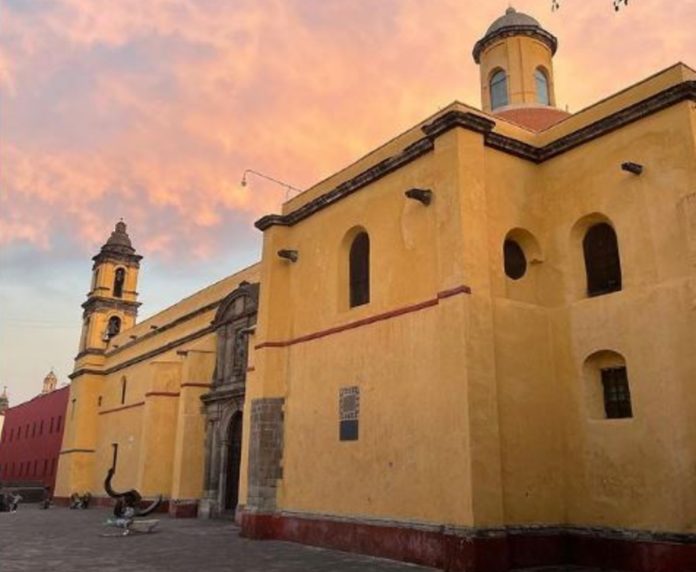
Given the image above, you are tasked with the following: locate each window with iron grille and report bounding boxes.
[601,366,632,419]
[339,386,360,441]
[583,223,622,297]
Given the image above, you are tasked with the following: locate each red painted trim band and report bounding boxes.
[255,285,471,350]
[145,391,180,398]
[437,285,472,299]
[180,383,212,389]
[99,401,145,415]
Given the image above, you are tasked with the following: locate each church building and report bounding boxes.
[56,8,696,572]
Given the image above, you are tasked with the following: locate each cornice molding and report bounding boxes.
[421,110,495,139]
[81,297,141,317]
[105,299,221,358]
[255,137,434,231]
[74,348,105,360]
[254,81,696,231]
[101,325,215,376]
[91,252,142,268]
[472,26,558,64]
[536,79,696,161]
[69,368,105,380]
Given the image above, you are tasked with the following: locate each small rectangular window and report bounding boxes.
[601,367,633,419]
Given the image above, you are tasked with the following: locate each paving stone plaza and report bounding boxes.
[0,506,611,572]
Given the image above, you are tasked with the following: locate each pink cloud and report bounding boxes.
[0,0,693,260]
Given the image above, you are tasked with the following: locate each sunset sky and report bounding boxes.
[1,0,695,405]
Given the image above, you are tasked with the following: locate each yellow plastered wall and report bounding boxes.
[58,264,260,501]
[251,127,509,527]
[249,68,696,534]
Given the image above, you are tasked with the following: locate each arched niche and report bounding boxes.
[583,350,633,420]
[569,213,622,301]
[501,227,544,303]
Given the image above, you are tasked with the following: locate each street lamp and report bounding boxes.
[241,169,302,199]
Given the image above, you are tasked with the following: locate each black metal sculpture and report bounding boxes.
[103,468,162,535]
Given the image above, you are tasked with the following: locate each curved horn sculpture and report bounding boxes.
[135,495,163,517]
[104,468,122,499]
[104,468,162,519]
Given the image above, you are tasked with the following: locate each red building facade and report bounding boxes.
[0,384,69,491]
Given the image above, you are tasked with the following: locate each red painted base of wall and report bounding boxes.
[52,496,69,507]
[168,500,198,519]
[53,495,170,513]
[240,512,696,572]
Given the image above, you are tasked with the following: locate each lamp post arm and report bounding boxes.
[241,169,302,197]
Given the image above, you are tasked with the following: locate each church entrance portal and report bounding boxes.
[224,412,243,511]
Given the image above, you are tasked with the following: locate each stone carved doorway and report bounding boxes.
[199,281,258,519]
[224,412,243,511]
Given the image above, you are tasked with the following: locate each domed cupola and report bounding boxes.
[96,220,138,260]
[473,6,566,128]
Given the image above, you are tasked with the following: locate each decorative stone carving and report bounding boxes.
[199,281,259,519]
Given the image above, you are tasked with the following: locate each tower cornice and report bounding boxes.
[91,252,142,269]
[473,25,558,64]
[81,296,141,317]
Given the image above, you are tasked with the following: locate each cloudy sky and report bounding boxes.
[1,0,694,405]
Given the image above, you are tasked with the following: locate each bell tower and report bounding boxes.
[56,221,142,499]
[78,220,142,358]
[42,370,58,394]
[473,7,559,114]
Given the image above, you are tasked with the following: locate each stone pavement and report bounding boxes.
[0,506,606,572]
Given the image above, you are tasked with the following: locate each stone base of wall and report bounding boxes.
[239,511,696,572]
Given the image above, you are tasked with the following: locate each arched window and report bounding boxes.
[503,239,527,280]
[583,223,622,297]
[106,316,121,339]
[490,69,508,110]
[535,68,550,106]
[349,232,370,308]
[113,268,125,298]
